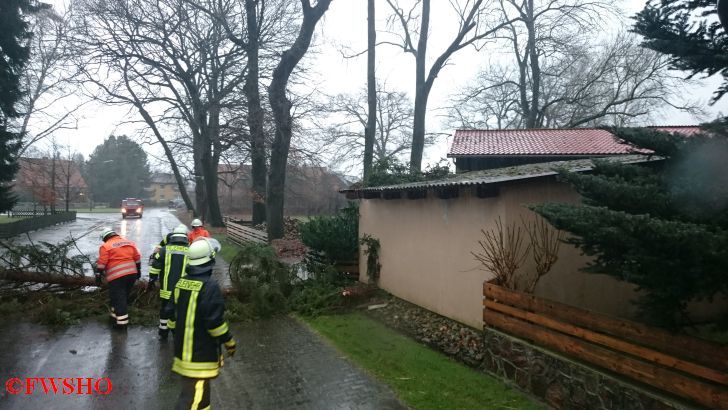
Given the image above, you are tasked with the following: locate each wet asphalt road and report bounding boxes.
[9,208,230,287]
[0,210,406,409]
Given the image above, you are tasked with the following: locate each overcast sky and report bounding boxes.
[42,0,726,171]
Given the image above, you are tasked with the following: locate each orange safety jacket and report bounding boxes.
[188,227,210,243]
[97,236,141,282]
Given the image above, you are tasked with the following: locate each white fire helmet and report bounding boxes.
[187,237,221,266]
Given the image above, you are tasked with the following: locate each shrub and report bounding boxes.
[364,157,452,187]
[300,205,359,264]
[229,243,297,317]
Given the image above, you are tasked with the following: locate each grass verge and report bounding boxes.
[302,312,543,410]
[213,233,243,263]
[0,216,26,223]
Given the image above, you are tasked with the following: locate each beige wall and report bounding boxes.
[358,177,642,329]
[150,183,178,204]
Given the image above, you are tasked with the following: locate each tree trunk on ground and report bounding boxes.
[246,0,267,225]
[266,0,333,240]
[363,0,376,181]
[0,270,234,292]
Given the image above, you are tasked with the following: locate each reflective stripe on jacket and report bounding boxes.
[165,269,232,379]
[97,236,141,282]
[149,233,189,300]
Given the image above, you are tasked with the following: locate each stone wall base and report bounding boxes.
[480,327,702,410]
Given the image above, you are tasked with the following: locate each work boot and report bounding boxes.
[158,328,169,341]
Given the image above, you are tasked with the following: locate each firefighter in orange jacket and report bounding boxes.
[188,219,210,243]
[95,227,141,329]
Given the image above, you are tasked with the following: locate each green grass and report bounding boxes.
[213,233,243,263]
[302,312,543,410]
[0,215,26,223]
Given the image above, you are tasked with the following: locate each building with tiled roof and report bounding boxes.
[14,157,88,206]
[448,126,701,172]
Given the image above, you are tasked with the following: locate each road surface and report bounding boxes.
[0,209,407,409]
[9,208,230,287]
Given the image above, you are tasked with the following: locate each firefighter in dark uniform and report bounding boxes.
[148,224,189,340]
[95,227,141,329]
[166,238,236,410]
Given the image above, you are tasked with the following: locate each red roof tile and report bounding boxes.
[448,126,702,157]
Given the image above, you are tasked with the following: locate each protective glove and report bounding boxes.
[135,262,142,280]
[94,274,102,286]
[224,339,236,357]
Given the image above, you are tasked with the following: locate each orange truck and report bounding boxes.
[121,198,144,219]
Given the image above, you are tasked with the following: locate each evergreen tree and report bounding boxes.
[0,0,39,211]
[633,0,728,102]
[532,125,728,327]
[531,0,728,327]
[86,136,151,205]
[531,0,728,328]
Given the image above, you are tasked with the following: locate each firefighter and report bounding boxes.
[166,238,235,410]
[188,219,210,243]
[148,224,189,340]
[95,227,141,329]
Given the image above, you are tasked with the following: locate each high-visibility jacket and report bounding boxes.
[188,227,210,243]
[166,266,233,379]
[97,235,141,282]
[149,233,189,300]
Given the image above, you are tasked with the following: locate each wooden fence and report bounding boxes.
[225,220,267,245]
[483,282,728,410]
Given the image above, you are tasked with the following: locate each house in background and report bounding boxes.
[218,164,350,216]
[148,172,182,205]
[14,157,88,208]
[448,126,701,172]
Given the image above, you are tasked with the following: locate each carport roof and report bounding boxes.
[340,155,658,196]
[447,126,701,157]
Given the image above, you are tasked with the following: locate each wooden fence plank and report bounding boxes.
[226,221,267,244]
[484,283,728,371]
[485,300,728,386]
[483,309,728,410]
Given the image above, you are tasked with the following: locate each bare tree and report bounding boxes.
[383,0,516,171]
[313,82,421,172]
[267,0,333,240]
[17,141,84,212]
[447,1,695,129]
[76,0,249,226]
[186,0,301,225]
[15,6,84,156]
